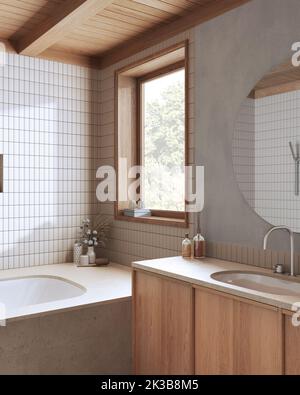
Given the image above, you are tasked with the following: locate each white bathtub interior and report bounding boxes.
[0,276,86,312]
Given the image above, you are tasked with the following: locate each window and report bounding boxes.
[115,42,188,226]
[139,67,185,212]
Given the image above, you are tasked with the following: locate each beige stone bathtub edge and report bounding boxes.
[0,262,132,323]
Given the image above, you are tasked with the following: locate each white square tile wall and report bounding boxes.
[0,53,101,269]
[233,91,300,232]
[232,98,255,206]
[255,91,300,231]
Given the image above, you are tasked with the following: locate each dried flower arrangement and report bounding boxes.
[78,215,111,248]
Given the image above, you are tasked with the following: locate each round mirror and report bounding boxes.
[233,60,300,232]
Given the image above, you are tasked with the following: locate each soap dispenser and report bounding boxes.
[193,213,206,258]
[182,233,192,258]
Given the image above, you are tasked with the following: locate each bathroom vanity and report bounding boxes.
[132,256,300,375]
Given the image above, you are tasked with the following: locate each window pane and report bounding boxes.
[142,69,185,211]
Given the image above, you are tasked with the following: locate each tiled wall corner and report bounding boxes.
[0,54,101,270]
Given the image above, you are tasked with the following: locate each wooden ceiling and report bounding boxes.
[250,61,300,99]
[0,0,251,69]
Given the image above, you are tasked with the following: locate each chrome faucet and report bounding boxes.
[263,226,295,277]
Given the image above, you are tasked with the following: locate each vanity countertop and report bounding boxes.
[132,256,300,311]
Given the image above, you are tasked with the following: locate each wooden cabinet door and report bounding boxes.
[235,299,283,375]
[133,270,194,375]
[195,287,234,374]
[195,287,283,375]
[284,312,300,374]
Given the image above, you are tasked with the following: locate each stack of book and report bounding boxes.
[124,208,151,217]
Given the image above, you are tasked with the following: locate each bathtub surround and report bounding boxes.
[0,300,131,374]
[0,263,131,373]
[0,53,101,270]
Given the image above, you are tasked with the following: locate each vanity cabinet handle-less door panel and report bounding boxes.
[284,312,300,375]
[195,287,283,375]
[195,287,235,374]
[234,299,283,375]
[133,270,194,375]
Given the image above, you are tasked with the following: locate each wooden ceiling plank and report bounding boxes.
[105,3,169,24]
[39,48,93,67]
[98,0,251,69]
[15,0,114,56]
[57,35,121,48]
[112,0,175,19]
[0,0,55,16]
[88,14,149,33]
[68,27,133,41]
[52,42,115,56]
[77,19,145,36]
[99,9,161,28]
[131,0,187,15]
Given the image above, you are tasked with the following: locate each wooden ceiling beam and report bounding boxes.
[14,0,114,56]
[97,0,252,69]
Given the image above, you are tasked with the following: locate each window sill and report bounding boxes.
[115,214,188,228]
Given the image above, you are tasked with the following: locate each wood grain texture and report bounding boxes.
[114,41,189,227]
[195,287,234,374]
[235,299,283,375]
[0,0,249,67]
[195,286,283,375]
[15,0,113,56]
[98,0,251,69]
[249,59,300,98]
[284,313,300,375]
[250,80,300,99]
[133,270,194,374]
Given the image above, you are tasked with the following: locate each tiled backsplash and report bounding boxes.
[0,53,101,269]
[206,240,300,274]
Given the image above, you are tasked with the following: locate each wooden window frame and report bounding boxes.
[115,41,189,228]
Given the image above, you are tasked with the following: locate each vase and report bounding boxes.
[73,242,82,265]
[87,246,96,264]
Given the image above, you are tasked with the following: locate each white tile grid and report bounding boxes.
[255,92,300,231]
[0,53,101,270]
[233,92,300,232]
[232,98,255,206]
[97,30,196,266]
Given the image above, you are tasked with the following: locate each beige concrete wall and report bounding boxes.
[194,0,300,260]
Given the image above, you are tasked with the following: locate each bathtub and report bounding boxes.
[0,276,85,314]
[0,262,131,321]
[0,263,132,374]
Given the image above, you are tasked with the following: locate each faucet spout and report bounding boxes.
[263,226,295,276]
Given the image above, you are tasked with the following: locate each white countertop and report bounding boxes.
[0,263,132,321]
[132,256,300,311]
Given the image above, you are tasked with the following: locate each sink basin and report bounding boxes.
[211,271,300,297]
